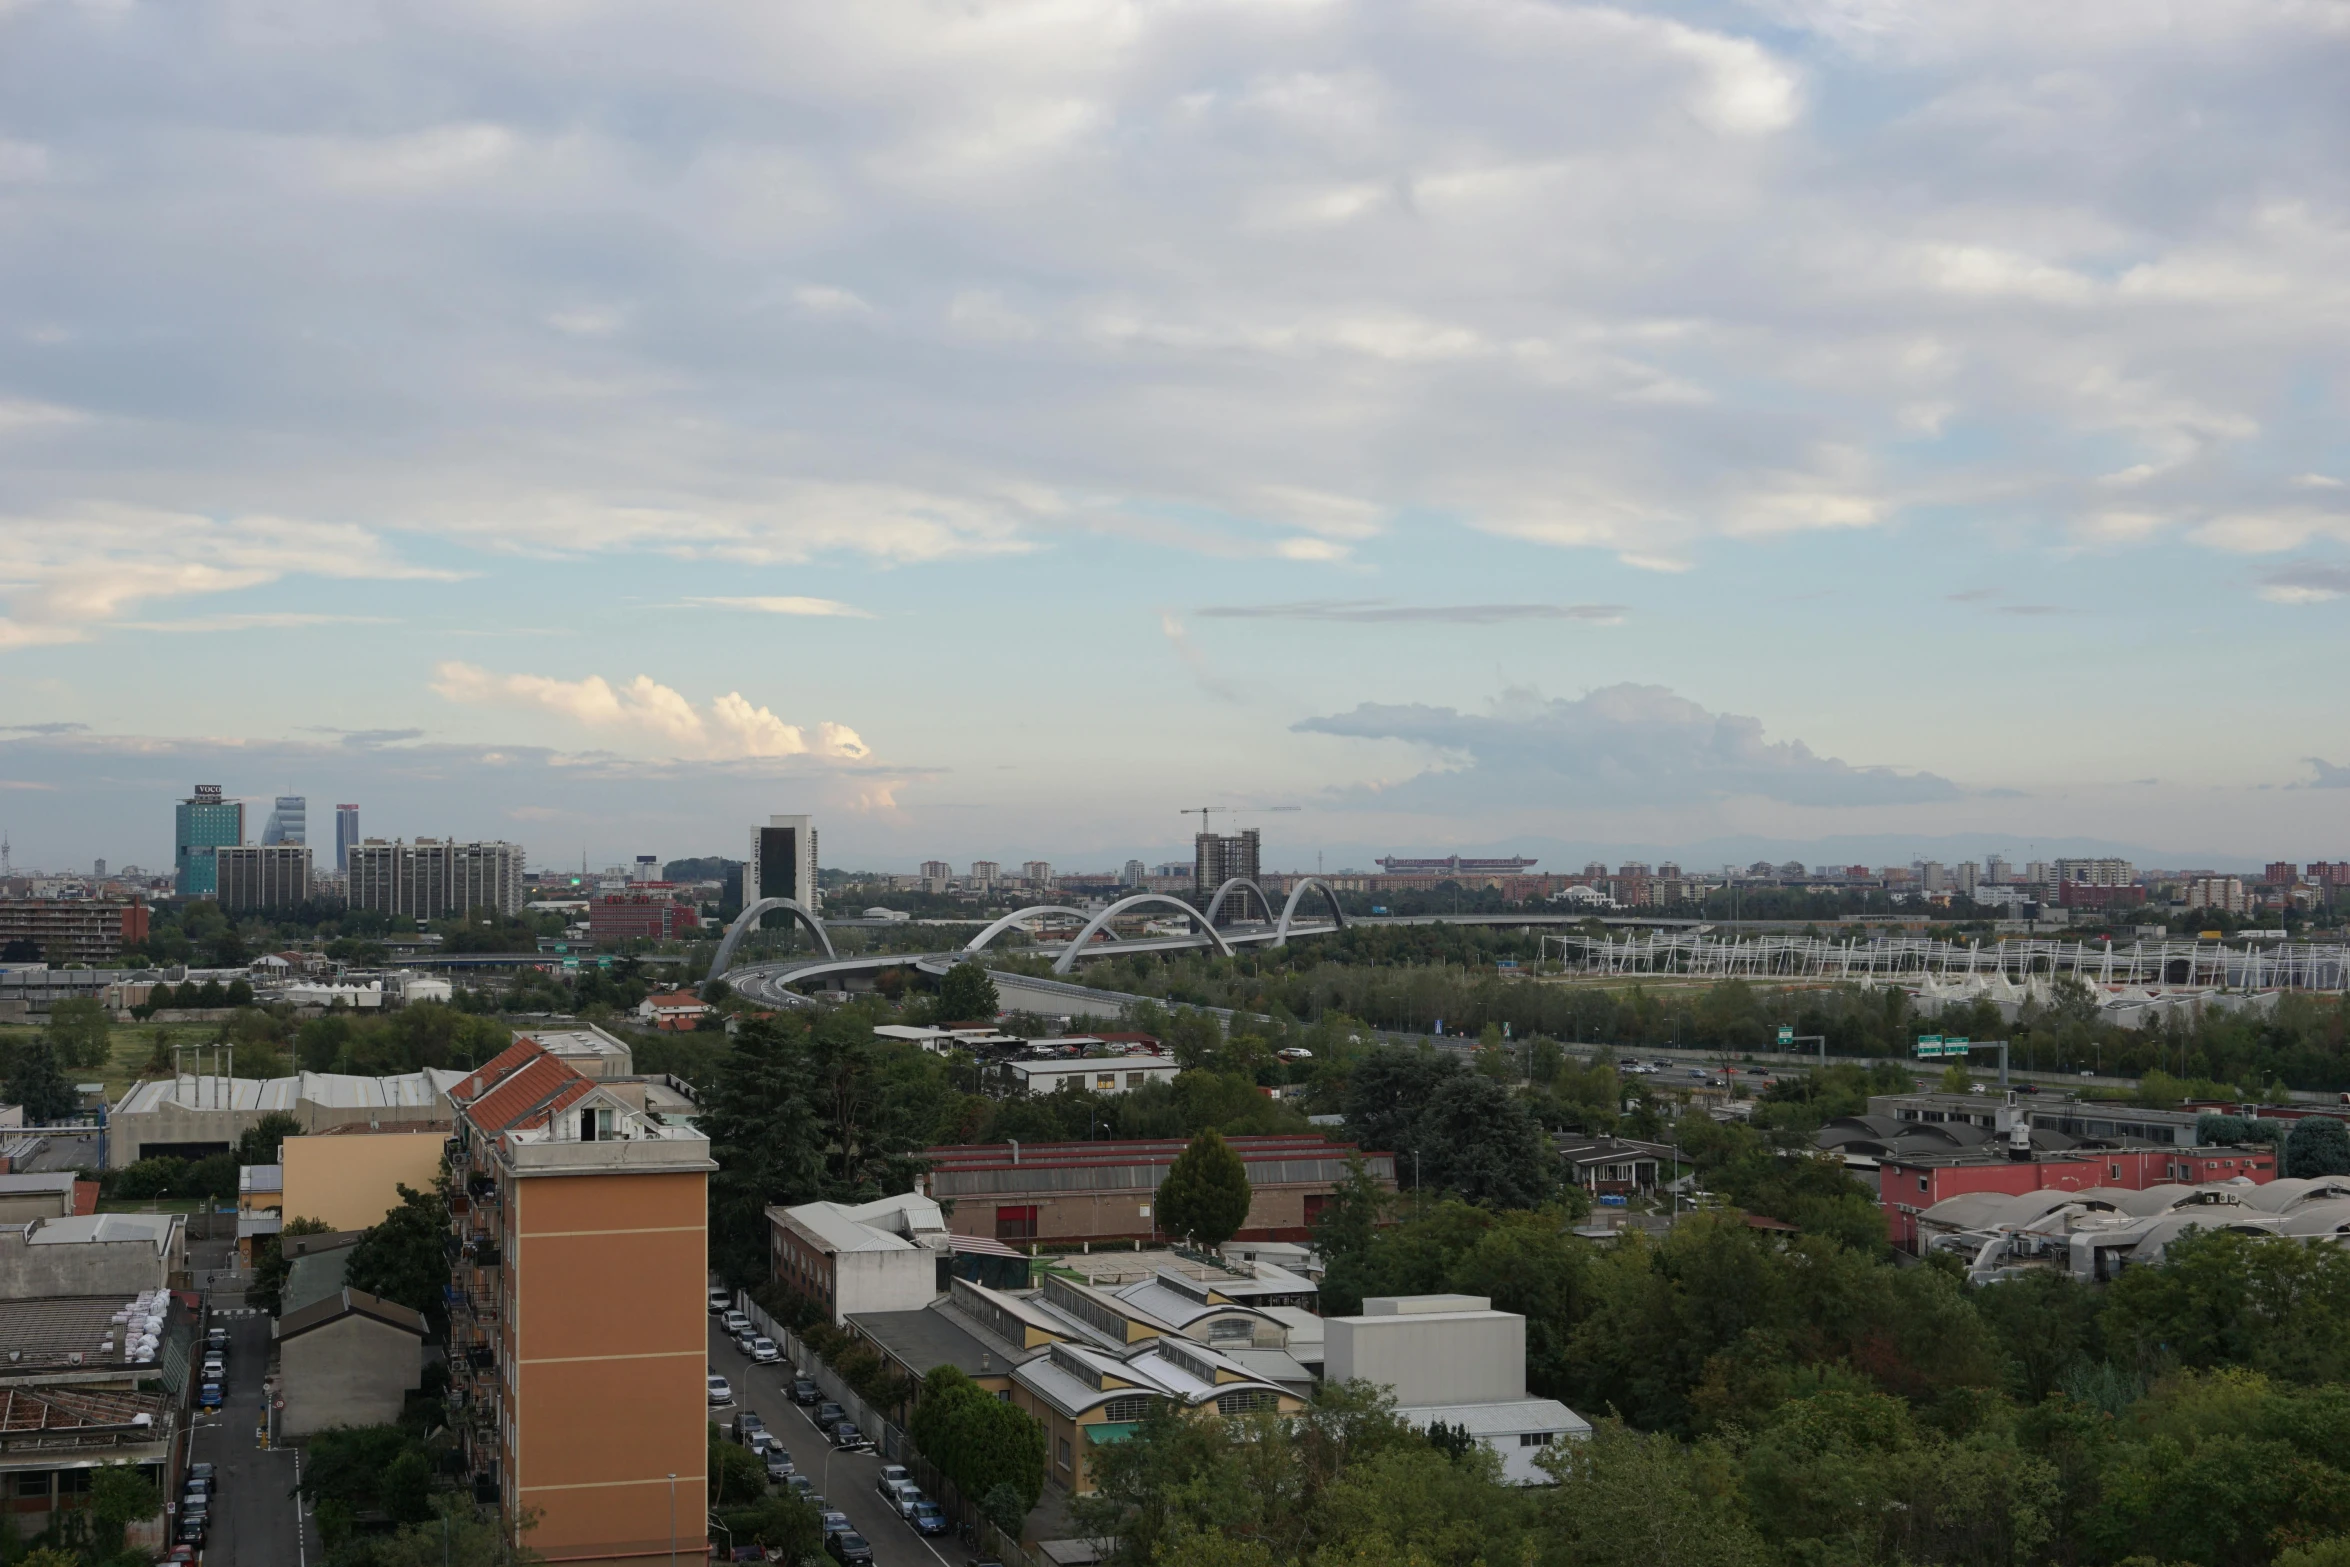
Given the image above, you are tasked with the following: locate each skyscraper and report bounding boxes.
[747,814,818,917]
[1122,859,1147,887]
[347,839,525,917]
[174,785,245,897]
[334,804,360,873]
[262,795,307,846]
[217,845,314,910]
[1194,829,1262,917]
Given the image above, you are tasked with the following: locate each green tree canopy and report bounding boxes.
[237,1110,307,1166]
[4,1040,77,1123]
[937,960,1001,1022]
[910,1364,1046,1520]
[2288,1114,2350,1178]
[47,997,111,1070]
[1156,1129,1255,1250]
[346,1183,454,1333]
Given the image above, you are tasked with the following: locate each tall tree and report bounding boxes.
[2288,1115,2350,1178]
[4,1041,77,1123]
[937,961,1000,1022]
[700,1018,826,1284]
[47,998,111,1071]
[1156,1130,1255,1250]
[236,1110,307,1167]
[346,1184,454,1334]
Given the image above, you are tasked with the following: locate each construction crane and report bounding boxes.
[1179,806,1300,829]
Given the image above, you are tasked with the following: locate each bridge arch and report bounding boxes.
[963,906,1095,955]
[1273,877,1350,946]
[1050,893,1233,975]
[1202,877,1275,928]
[711,897,837,979]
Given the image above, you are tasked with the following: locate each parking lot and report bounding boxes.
[706,1315,959,1567]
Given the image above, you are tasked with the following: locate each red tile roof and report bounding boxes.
[452,1039,550,1104]
[464,1053,588,1137]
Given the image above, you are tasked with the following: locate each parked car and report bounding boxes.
[875,1465,909,1493]
[180,1494,209,1521]
[201,1356,226,1383]
[733,1328,760,1356]
[204,1328,228,1354]
[165,1545,196,1565]
[197,1383,223,1411]
[721,1310,751,1336]
[785,1475,815,1499]
[183,1477,213,1502]
[733,1411,765,1443]
[831,1422,870,1452]
[878,1475,917,1514]
[187,1463,215,1486]
[708,1288,732,1313]
[790,1377,821,1406]
[909,1500,948,1536]
[827,1532,874,1566]
[763,1450,794,1483]
[750,1336,781,1364]
[813,1401,844,1433]
[707,1374,733,1406]
[819,1511,852,1538]
[175,1516,207,1547]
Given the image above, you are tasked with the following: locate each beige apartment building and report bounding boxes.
[446,1039,713,1565]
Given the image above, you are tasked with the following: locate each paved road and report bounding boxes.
[705,1318,957,1567]
[189,1302,309,1567]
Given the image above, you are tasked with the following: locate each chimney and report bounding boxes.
[1009,1139,1020,1166]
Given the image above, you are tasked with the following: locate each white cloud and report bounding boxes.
[1296,684,1960,809]
[0,0,2338,592]
[430,661,870,762]
[0,511,452,650]
[687,596,876,619]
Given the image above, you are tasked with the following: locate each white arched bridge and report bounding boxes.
[711,878,1353,1003]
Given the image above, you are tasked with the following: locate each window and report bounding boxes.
[56,1469,91,1496]
[1918,1176,1928,1192]
[13,1473,50,1499]
[1519,1431,1555,1447]
[1096,1074,1116,1092]
[1101,1396,1155,1422]
[1217,1389,1277,1415]
[996,1205,1040,1242]
[1126,1072,1146,1089]
[1207,1317,1254,1344]
[1056,1437,1073,1472]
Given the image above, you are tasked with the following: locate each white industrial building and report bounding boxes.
[1325,1294,1590,1485]
[768,1191,949,1325]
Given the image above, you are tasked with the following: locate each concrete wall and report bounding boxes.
[281,1313,422,1437]
[1325,1309,1525,1407]
[0,1190,78,1223]
[281,1132,446,1230]
[834,1247,937,1325]
[111,1095,449,1168]
[0,1227,179,1298]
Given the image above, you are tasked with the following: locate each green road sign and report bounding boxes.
[1776,1026,1794,1045]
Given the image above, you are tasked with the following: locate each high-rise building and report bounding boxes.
[92,859,105,880]
[1986,856,2012,885]
[262,795,307,846]
[0,899,149,964]
[631,855,659,884]
[1920,861,1947,892]
[1195,830,1262,916]
[348,839,526,918]
[216,845,314,911]
[748,814,818,916]
[1956,861,1979,896]
[174,785,245,897]
[2051,857,2133,887]
[334,804,361,874]
[1022,860,1054,887]
[970,860,1000,886]
[919,860,952,882]
[2182,876,2249,915]
[446,1037,714,1564]
[1122,859,1147,887]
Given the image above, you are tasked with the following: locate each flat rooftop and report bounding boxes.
[0,1296,166,1376]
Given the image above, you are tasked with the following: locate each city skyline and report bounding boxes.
[3,5,2347,869]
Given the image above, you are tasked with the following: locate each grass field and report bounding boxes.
[1,1019,219,1104]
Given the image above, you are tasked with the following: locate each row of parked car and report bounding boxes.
[176,1326,236,1552]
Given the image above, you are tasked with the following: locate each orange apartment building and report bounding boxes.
[446,1041,714,1565]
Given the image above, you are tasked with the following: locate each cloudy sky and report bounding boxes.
[2,0,2346,874]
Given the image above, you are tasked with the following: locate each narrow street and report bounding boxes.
[706,1318,959,1567]
[187,1301,309,1567]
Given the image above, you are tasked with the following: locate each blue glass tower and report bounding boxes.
[175,785,245,896]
